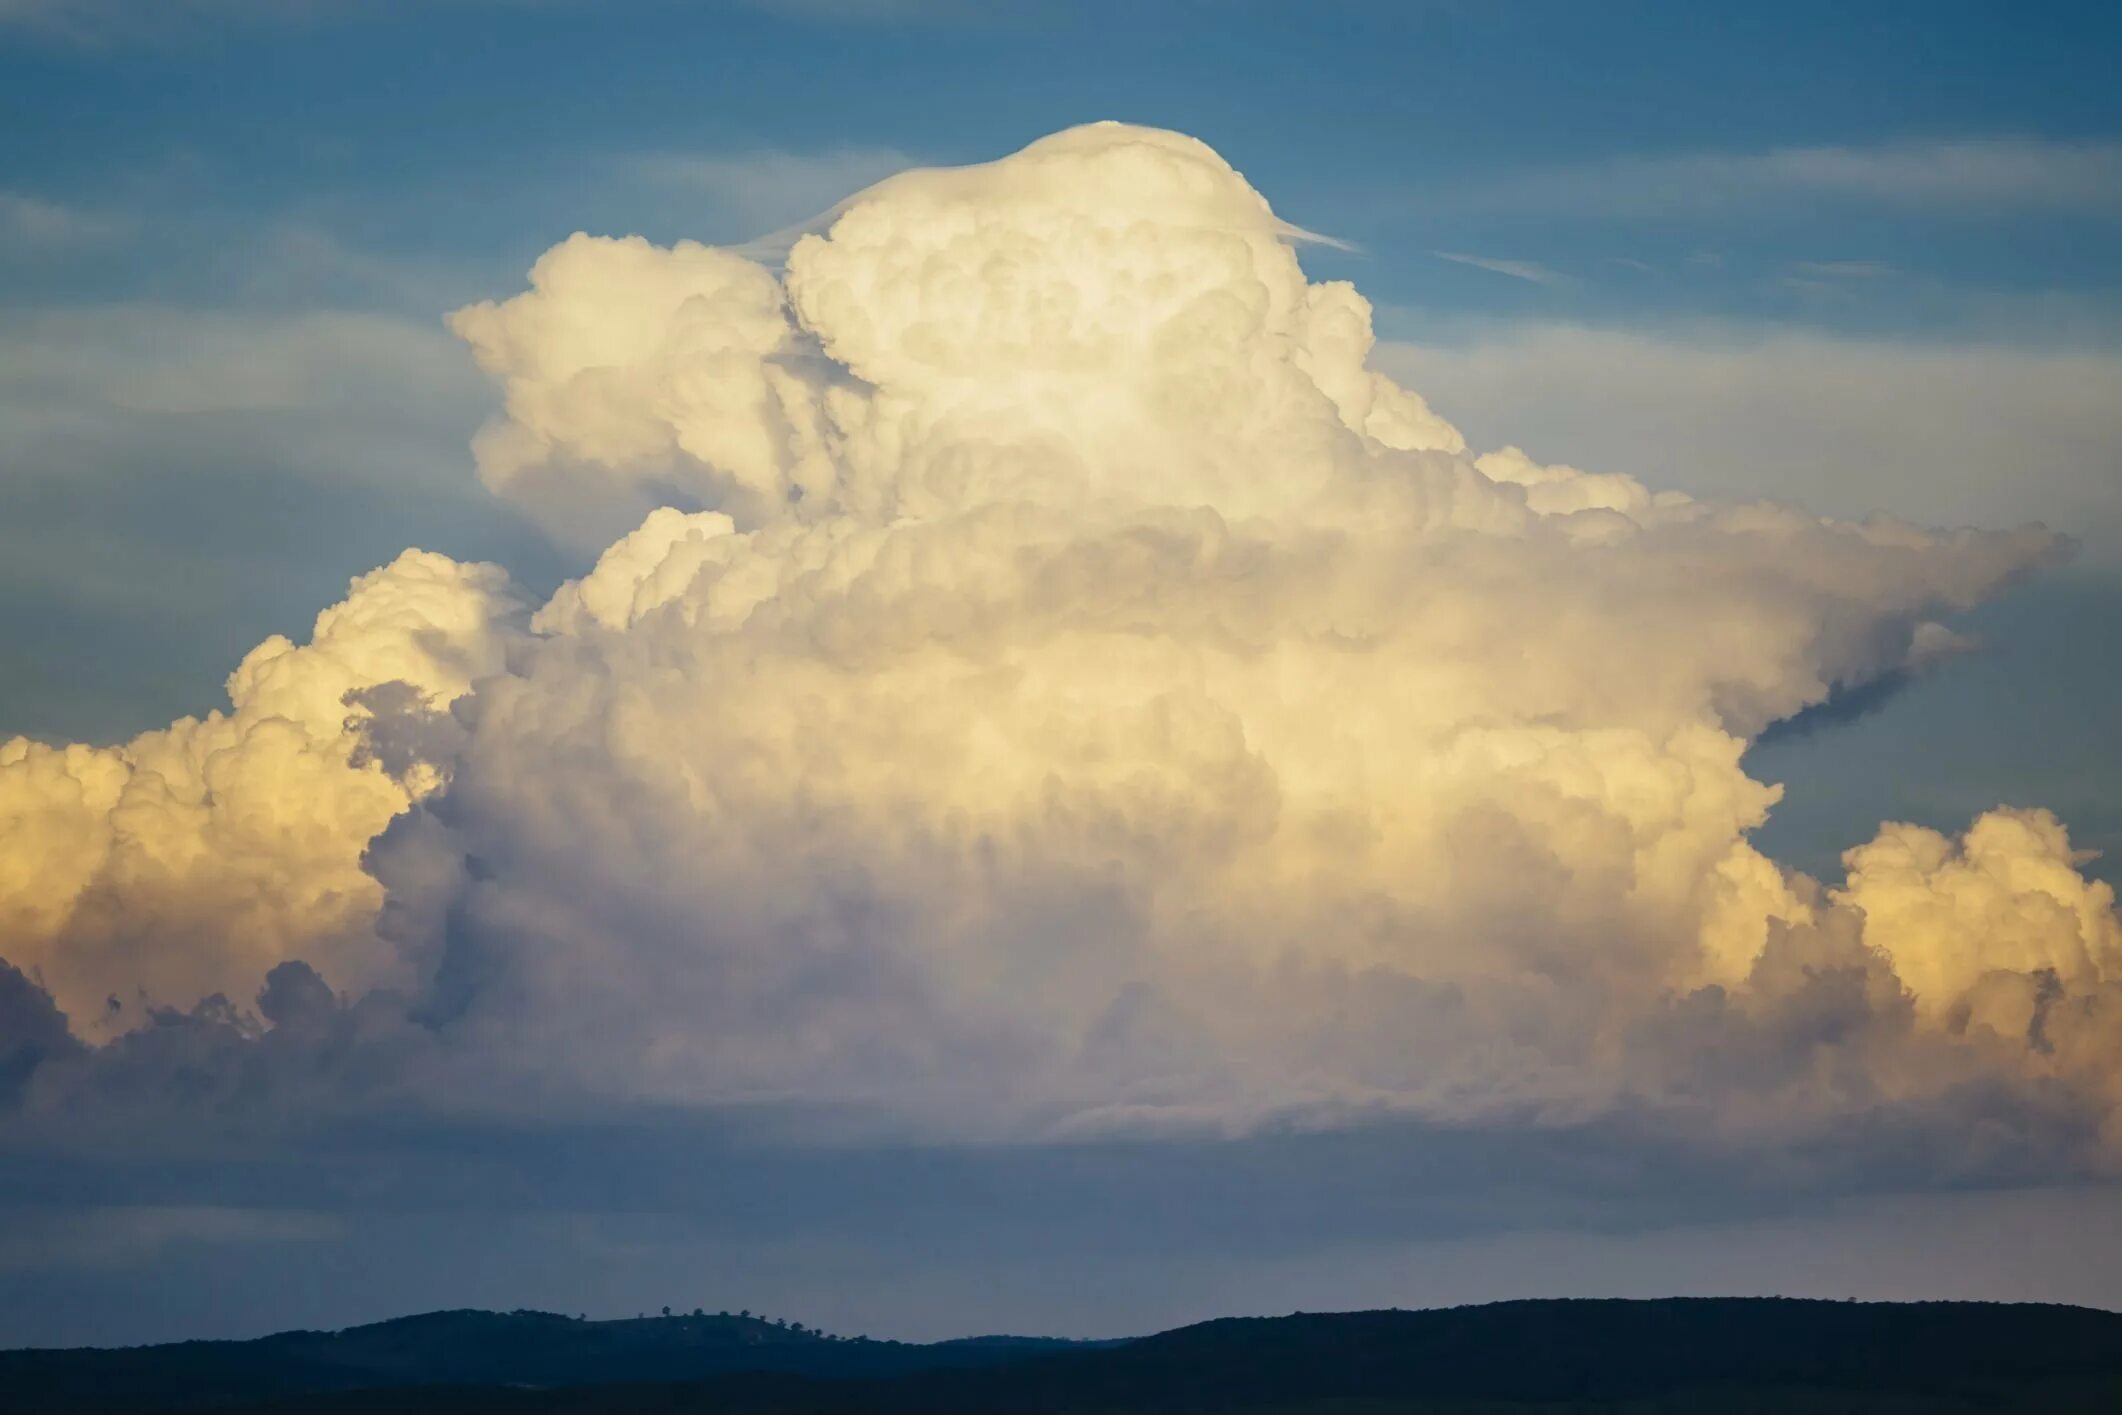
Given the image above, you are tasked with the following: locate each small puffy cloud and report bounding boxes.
[1,123,2115,1197]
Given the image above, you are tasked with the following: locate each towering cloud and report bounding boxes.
[1,124,2112,1172]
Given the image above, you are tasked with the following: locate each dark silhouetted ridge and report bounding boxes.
[0,1307,1106,1412]
[10,1297,2122,1412]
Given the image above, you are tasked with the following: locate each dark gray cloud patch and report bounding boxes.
[0,959,83,1105]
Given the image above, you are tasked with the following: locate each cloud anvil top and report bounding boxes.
[1,124,2115,1183]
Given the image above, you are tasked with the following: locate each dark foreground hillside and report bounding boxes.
[11,1298,2122,1413]
[0,1309,1102,1412]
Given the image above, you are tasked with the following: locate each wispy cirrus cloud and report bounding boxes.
[1788,259,1898,279]
[1428,249,1566,285]
[1458,137,2122,219]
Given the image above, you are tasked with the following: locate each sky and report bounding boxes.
[1,0,2121,1348]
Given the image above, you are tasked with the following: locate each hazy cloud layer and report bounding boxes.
[0,190,133,250]
[0,0,335,42]
[0,0,964,45]
[12,1156,2122,1348]
[0,300,563,744]
[1376,322,2122,561]
[2,124,2116,1202]
[0,1204,338,1274]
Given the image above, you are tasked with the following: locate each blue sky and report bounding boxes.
[3,0,2121,1347]
[6,0,2121,323]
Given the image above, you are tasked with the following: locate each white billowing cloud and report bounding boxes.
[449,232,824,548]
[451,124,1438,541]
[4,124,2118,1169]
[1841,808,2122,1022]
[0,551,526,1030]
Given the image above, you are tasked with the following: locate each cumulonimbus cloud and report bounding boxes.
[2,123,2116,1171]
